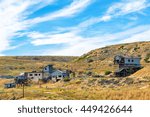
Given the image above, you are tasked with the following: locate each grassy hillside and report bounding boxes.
[76,41,150,63]
[71,41,150,75]
[131,66,150,78]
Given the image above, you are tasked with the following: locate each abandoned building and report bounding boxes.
[51,70,70,82]
[15,64,70,82]
[114,55,142,77]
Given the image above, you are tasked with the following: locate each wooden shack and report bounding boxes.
[114,55,142,77]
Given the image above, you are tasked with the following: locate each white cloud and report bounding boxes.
[29,0,93,24]
[29,32,83,45]
[29,24,150,56]
[27,0,150,56]
[42,41,101,56]
[77,0,150,29]
[107,0,149,15]
[0,0,55,55]
[122,29,150,43]
[0,0,93,55]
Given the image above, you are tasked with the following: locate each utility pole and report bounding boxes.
[22,82,25,98]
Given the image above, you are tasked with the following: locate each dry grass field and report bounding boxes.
[1,77,150,100]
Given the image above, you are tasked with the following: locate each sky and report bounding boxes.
[0,0,150,56]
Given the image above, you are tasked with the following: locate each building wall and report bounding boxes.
[124,58,140,65]
[43,65,54,73]
[25,72,43,81]
[43,72,51,79]
[16,75,25,80]
[51,70,65,80]
[52,71,63,77]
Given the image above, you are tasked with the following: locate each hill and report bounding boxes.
[72,41,150,75]
[130,66,150,78]
[0,56,77,62]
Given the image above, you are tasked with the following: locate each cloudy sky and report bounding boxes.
[0,0,150,56]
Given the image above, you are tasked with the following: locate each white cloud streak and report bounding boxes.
[28,0,150,56]
[122,29,150,43]
[0,0,55,55]
[28,0,93,24]
[29,24,150,56]
[29,32,83,45]
[0,0,92,55]
[107,0,149,15]
[78,0,150,29]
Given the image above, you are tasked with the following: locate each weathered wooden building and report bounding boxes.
[114,55,142,77]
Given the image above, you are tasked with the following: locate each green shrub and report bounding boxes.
[63,77,71,82]
[85,71,92,76]
[144,53,150,63]
[105,71,112,75]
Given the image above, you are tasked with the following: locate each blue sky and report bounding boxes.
[0,0,150,56]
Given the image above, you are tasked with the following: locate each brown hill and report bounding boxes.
[0,56,77,62]
[72,41,150,75]
[130,66,150,78]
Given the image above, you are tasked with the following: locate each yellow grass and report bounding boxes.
[131,65,150,78]
[1,78,150,100]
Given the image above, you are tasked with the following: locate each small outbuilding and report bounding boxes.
[4,83,16,88]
